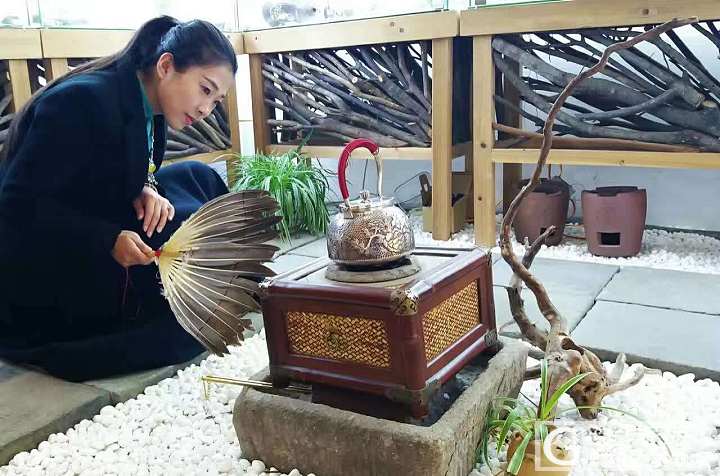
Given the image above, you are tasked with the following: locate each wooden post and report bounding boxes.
[248,53,270,155]
[431,37,454,241]
[502,59,522,213]
[7,60,32,111]
[43,58,70,81]
[225,84,242,186]
[472,35,496,247]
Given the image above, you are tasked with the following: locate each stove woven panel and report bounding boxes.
[422,281,480,362]
[286,312,391,368]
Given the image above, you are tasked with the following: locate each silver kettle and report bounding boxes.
[326,138,415,266]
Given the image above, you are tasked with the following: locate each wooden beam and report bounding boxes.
[227,33,244,55]
[243,10,458,54]
[268,145,433,161]
[8,60,33,111]
[43,58,70,81]
[431,37,454,241]
[41,29,244,59]
[164,149,232,165]
[460,0,720,36]
[492,149,720,169]
[266,143,471,161]
[0,30,42,59]
[248,54,270,154]
[41,29,134,58]
[225,85,242,186]
[472,36,496,247]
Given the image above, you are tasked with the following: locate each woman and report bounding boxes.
[0,16,237,381]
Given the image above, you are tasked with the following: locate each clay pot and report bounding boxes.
[582,186,646,257]
[513,178,570,247]
[506,432,573,476]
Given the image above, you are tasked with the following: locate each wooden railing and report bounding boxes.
[4,1,720,245]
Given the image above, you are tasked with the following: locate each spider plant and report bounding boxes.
[478,359,670,475]
[230,138,332,241]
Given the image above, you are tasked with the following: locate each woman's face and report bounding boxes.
[155,53,235,130]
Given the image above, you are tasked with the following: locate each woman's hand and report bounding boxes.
[112,230,155,267]
[132,185,175,238]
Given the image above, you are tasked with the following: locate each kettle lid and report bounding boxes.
[340,190,395,213]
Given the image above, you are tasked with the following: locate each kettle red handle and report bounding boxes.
[338,138,379,201]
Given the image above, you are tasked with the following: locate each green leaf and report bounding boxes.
[539,358,549,412]
[230,146,332,241]
[506,432,532,475]
[496,409,516,455]
[541,372,591,420]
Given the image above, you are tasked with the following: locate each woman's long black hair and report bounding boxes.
[2,16,237,162]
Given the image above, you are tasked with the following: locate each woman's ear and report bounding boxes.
[156,52,176,80]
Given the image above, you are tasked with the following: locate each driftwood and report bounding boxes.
[263,43,433,147]
[502,18,696,419]
[495,20,720,151]
[493,123,698,152]
[164,111,232,159]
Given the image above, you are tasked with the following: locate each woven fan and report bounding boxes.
[154,190,281,355]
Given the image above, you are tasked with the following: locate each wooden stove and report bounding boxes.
[257,246,498,417]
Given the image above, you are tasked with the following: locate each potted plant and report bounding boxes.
[478,359,669,476]
[230,139,332,241]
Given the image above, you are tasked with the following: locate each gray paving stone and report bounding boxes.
[0,361,111,465]
[492,286,596,337]
[288,237,328,258]
[597,267,720,315]
[84,352,208,404]
[490,257,618,338]
[269,233,323,255]
[492,256,619,294]
[242,311,265,337]
[572,301,720,381]
[267,253,321,275]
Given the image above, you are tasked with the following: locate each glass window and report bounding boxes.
[1,0,33,27]
[240,0,449,31]
[37,0,236,30]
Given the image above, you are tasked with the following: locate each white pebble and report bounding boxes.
[251,460,266,473]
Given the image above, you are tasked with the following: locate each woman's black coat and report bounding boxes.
[0,60,223,379]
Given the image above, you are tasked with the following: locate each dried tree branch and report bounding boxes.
[501,17,696,419]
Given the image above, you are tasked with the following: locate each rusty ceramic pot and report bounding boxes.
[326,138,415,266]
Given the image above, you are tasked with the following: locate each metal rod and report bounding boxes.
[201,375,311,399]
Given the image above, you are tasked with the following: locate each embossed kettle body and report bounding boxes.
[326,138,415,266]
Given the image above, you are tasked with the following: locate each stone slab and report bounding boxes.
[571,300,720,381]
[269,234,323,256]
[84,352,208,404]
[233,340,527,476]
[492,256,619,294]
[241,311,265,338]
[267,253,321,275]
[0,361,111,465]
[491,257,618,337]
[493,286,596,337]
[597,267,720,315]
[286,237,328,258]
